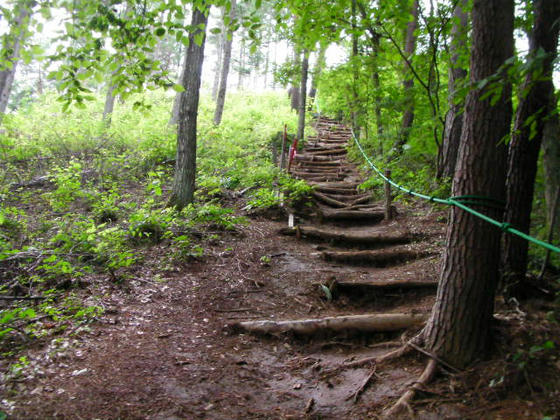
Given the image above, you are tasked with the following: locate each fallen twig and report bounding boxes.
[347,367,378,403]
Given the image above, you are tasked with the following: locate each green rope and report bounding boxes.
[351,131,560,254]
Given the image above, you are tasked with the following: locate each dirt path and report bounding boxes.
[4,118,451,418]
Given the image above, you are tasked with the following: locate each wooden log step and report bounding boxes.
[278,225,411,247]
[295,154,344,163]
[229,313,429,335]
[315,186,361,195]
[319,192,371,202]
[312,191,351,208]
[293,166,350,174]
[296,174,346,182]
[321,246,434,266]
[318,206,387,222]
[306,148,347,156]
[311,181,361,189]
[335,278,438,290]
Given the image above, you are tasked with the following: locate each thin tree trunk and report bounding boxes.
[0,1,32,120]
[438,0,468,179]
[211,11,225,101]
[390,0,419,160]
[102,75,117,126]
[169,53,187,126]
[296,50,309,141]
[169,6,209,209]
[350,0,360,138]
[237,39,244,90]
[370,23,384,155]
[503,0,560,286]
[308,42,326,107]
[422,0,514,369]
[213,0,236,126]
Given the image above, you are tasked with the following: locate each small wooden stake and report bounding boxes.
[384,169,392,220]
[280,124,288,170]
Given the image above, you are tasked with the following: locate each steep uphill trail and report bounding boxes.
[4,118,450,419]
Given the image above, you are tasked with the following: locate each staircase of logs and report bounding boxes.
[232,116,441,336]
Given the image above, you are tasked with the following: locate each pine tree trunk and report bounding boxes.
[296,50,309,141]
[0,1,32,120]
[390,0,419,160]
[503,0,560,287]
[213,0,236,126]
[422,0,514,369]
[169,6,209,210]
[438,0,468,179]
[542,94,560,246]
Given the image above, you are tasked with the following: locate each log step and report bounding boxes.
[321,246,434,267]
[318,206,388,222]
[278,225,411,247]
[229,313,428,335]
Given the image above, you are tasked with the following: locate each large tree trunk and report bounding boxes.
[213,0,236,126]
[169,6,209,209]
[438,0,468,179]
[542,93,560,250]
[503,0,560,287]
[390,0,419,160]
[296,50,309,141]
[0,1,32,120]
[422,0,514,369]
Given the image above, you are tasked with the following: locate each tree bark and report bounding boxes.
[0,1,32,120]
[213,0,236,125]
[503,0,560,286]
[390,0,419,160]
[438,0,468,179]
[296,50,309,141]
[169,6,209,209]
[423,0,514,369]
[542,93,560,249]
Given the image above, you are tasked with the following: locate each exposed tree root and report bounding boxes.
[322,247,432,266]
[383,359,438,418]
[229,312,428,335]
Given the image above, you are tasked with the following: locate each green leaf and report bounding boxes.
[172,84,185,92]
[155,27,166,37]
[320,284,332,302]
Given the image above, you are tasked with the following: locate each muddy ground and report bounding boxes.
[1,200,559,419]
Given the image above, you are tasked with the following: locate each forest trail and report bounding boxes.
[8,118,452,419]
